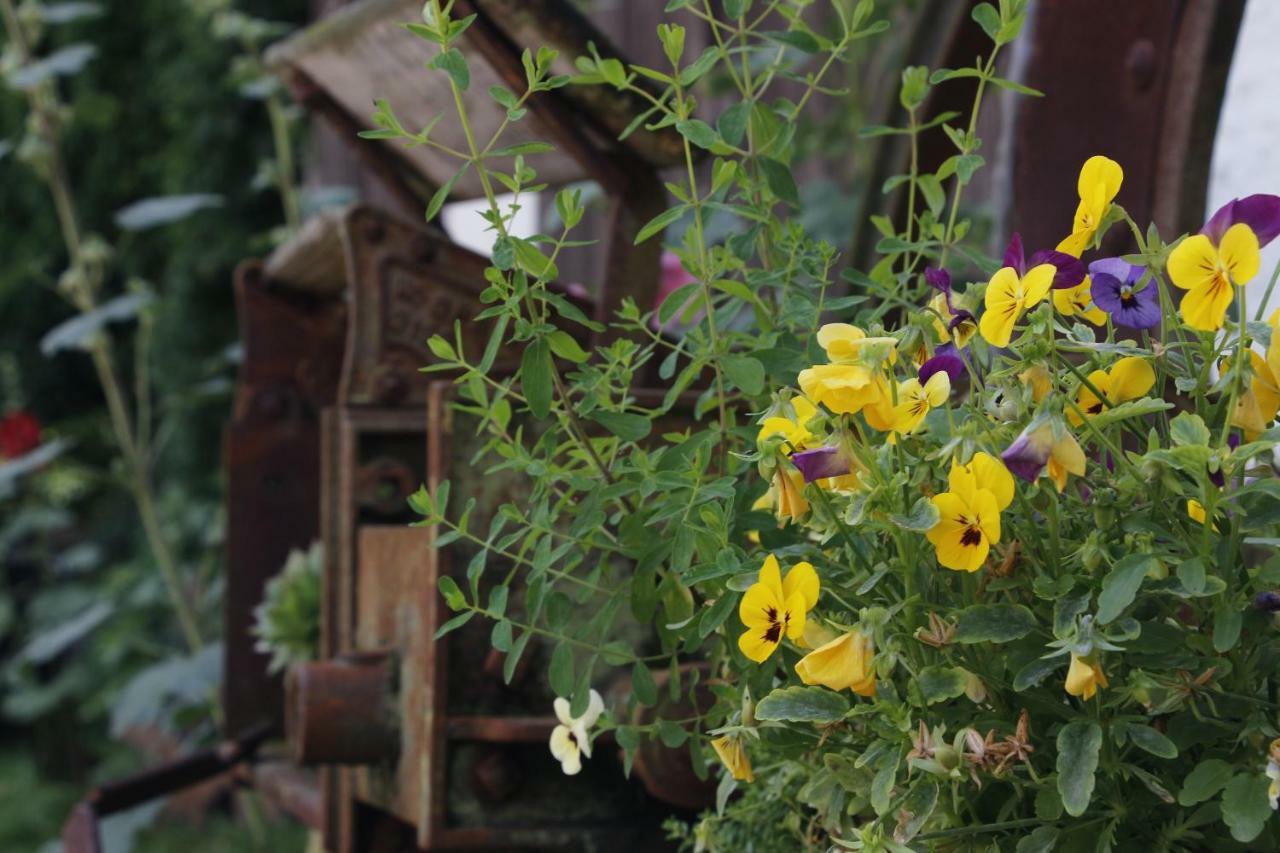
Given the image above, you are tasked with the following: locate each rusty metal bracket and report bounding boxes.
[61,723,273,853]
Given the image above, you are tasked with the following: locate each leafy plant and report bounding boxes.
[388,0,1280,849]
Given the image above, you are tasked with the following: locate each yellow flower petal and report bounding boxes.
[816,323,866,360]
[782,592,808,641]
[758,554,783,597]
[1187,499,1218,532]
[782,561,820,612]
[1021,264,1056,308]
[1167,234,1220,292]
[711,736,754,782]
[1020,364,1052,402]
[739,581,781,630]
[1056,229,1090,259]
[738,627,778,663]
[1065,653,1105,700]
[923,371,951,406]
[1180,279,1235,331]
[979,267,1022,348]
[1077,155,1123,208]
[1218,222,1261,286]
[953,452,1014,511]
[795,632,876,696]
[1108,356,1155,402]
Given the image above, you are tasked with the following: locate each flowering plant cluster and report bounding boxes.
[389,1,1280,850]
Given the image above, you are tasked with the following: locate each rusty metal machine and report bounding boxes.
[60,0,1246,850]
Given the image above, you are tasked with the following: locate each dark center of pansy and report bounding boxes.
[763,621,782,643]
[1087,401,1104,414]
[956,515,984,547]
[1120,286,1136,307]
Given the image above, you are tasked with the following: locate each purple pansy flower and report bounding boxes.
[925,266,977,347]
[1202,194,1280,248]
[919,342,966,385]
[1253,590,1280,612]
[1089,258,1160,330]
[790,446,851,483]
[1003,233,1086,290]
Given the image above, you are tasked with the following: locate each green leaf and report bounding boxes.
[953,604,1037,643]
[888,496,940,532]
[678,45,720,86]
[721,354,765,394]
[1013,656,1060,691]
[490,619,513,652]
[1123,723,1177,759]
[1176,557,1205,595]
[547,330,589,363]
[549,642,574,697]
[8,43,96,89]
[971,3,1000,42]
[754,686,849,724]
[634,205,688,245]
[1090,397,1172,429]
[432,611,474,640]
[1222,773,1272,843]
[430,47,470,90]
[915,666,967,705]
[520,338,553,419]
[1096,553,1158,623]
[759,157,799,207]
[503,631,532,683]
[588,411,651,442]
[1015,826,1059,853]
[511,238,558,280]
[760,29,819,53]
[870,751,899,816]
[1170,412,1211,446]
[1056,720,1102,817]
[115,194,222,230]
[675,119,720,150]
[1178,758,1233,806]
[1212,603,1242,652]
[895,780,939,843]
[717,102,750,147]
[631,661,658,706]
[437,576,466,611]
[697,593,736,639]
[425,165,468,222]
[488,141,555,157]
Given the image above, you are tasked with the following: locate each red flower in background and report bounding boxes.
[0,410,41,460]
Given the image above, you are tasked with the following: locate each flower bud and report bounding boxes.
[933,744,960,771]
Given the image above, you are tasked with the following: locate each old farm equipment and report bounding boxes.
[59,0,1247,850]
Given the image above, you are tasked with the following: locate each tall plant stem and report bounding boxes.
[2,0,204,654]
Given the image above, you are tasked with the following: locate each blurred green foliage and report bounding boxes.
[1,0,306,848]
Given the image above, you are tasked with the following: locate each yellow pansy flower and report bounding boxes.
[1167,222,1260,331]
[795,631,876,696]
[1187,499,1219,532]
[798,324,896,416]
[737,554,820,663]
[1069,155,1124,250]
[978,263,1056,348]
[889,372,951,436]
[1052,275,1106,325]
[1228,350,1280,439]
[757,396,818,452]
[950,451,1015,511]
[770,467,808,523]
[1268,308,1280,389]
[1019,364,1053,403]
[711,735,754,782]
[1067,356,1155,427]
[926,454,1009,572]
[1065,653,1107,700]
